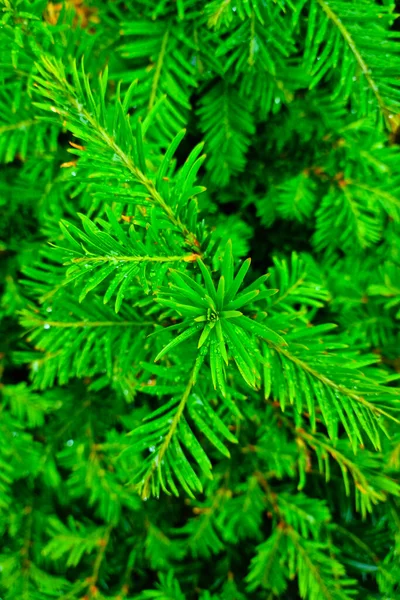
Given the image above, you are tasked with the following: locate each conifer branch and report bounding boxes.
[348,180,400,211]
[259,526,286,587]
[148,29,170,110]
[139,370,196,500]
[24,318,149,328]
[296,428,385,504]
[0,119,37,133]
[286,528,335,600]
[87,525,113,596]
[3,1,400,597]
[274,344,399,424]
[21,505,34,600]
[70,253,197,264]
[317,0,390,125]
[35,57,202,251]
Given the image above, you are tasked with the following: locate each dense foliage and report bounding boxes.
[1,0,400,598]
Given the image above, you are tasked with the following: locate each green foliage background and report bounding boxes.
[1,0,400,598]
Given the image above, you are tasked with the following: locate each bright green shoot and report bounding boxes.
[155,241,286,394]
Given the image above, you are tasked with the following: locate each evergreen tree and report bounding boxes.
[1,0,400,598]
